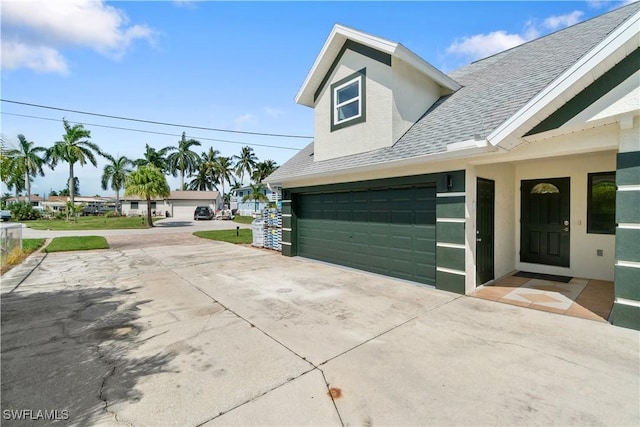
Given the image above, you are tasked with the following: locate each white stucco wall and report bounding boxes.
[391,57,441,143]
[314,49,393,161]
[121,200,168,217]
[313,50,442,162]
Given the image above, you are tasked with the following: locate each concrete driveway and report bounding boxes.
[1,237,638,426]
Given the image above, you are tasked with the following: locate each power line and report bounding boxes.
[1,112,303,151]
[1,99,313,139]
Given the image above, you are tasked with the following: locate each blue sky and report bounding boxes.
[1,0,633,197]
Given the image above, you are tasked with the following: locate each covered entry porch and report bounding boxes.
[466,147,620,324]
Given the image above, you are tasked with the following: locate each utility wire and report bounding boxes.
[1,99,313,139]
[1,112,303,151]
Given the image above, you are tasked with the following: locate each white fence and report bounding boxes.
[1,223,23,259]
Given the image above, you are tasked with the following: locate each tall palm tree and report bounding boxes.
[167,132,201,190]
[124,165,170,227]
[101,154,133,214]
[214,156,235,206]
[135,143,174,174]
[187,164,216,191]
[233,146,257,184]
[47,119,102,206]
[252,160,278,184]
[5,135,46,204]
[242,183,269,212]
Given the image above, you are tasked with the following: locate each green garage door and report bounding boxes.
[297,186,436,285]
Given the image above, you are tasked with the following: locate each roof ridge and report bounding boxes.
[451,1,640,74]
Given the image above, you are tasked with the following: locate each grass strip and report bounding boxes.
[26,216,154,231]
[233,215,256,225]
[193,229,253,245]
[45,236,109,253]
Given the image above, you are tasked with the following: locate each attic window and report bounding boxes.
[331,68,366,131]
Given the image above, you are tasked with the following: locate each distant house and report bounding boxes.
[42,196,116,214]
[121,190,221,218]
[6,195,44,209]
[234,185,281,216]
[264,4,640,329]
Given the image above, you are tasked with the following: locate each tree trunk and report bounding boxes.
[180,170,184,191]
[25,169,31,205]
[146,197,153,227]
[221,181,225,210]
[69,163,75,205]
[115,189,120,215]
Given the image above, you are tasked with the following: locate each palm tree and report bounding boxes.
[101,154,133,214]
[5,135,46,204]
[214,156,235,206]
[233,146,257,184]
[188,148,221,191]
[47,119,102,206]
[1,148,25,198]
[135,143,174,174]
[167,132,201,190]
[187,165,216,191]
[124,165,170,227]
[242,183,269,212]
[252,160,278,184]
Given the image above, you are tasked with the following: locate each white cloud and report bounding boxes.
[263,107,285,118]
[543,11,584,30]
[445,9,588,65]
[233,114,255,129]
[446,31,528,62]
[1,40,68,74]
[1,0,156,73]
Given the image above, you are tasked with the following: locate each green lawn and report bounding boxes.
[25,216,154,230]
[233,215,255,225]
[23,238,46,252]
[193,229,253,245]
[45,236,109,253]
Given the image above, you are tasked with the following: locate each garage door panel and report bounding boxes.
[297,186,436,285]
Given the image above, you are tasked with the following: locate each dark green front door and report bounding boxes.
[521,177,570,267]
[476,178,495,285]
[296,186,436,285]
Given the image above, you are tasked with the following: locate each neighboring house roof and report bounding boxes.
[8,195,44,202]
[123,191,220,201]
[267,3,639,184]
[44,196,115,203]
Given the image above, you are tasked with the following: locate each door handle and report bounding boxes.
[563,227,569,232]
[476,238,482,242]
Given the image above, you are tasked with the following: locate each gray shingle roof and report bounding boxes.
[267,3,639,184]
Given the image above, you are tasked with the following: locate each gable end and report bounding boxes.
[526,48,640,136]
[314,40,391,102]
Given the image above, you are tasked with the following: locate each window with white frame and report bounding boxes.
[331,68,366,131]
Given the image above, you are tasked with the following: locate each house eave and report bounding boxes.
[267,142,492,187]
[488,9,640,150]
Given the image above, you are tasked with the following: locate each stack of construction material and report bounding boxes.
[262,208,282,251]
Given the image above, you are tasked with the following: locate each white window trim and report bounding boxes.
[333,75,362,126]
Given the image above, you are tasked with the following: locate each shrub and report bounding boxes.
[104,210,120,218]
[9,202,42,221]
[5,247,24,265]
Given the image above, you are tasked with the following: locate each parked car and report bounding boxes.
[1,209,11,222]
[193,206,213,220]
